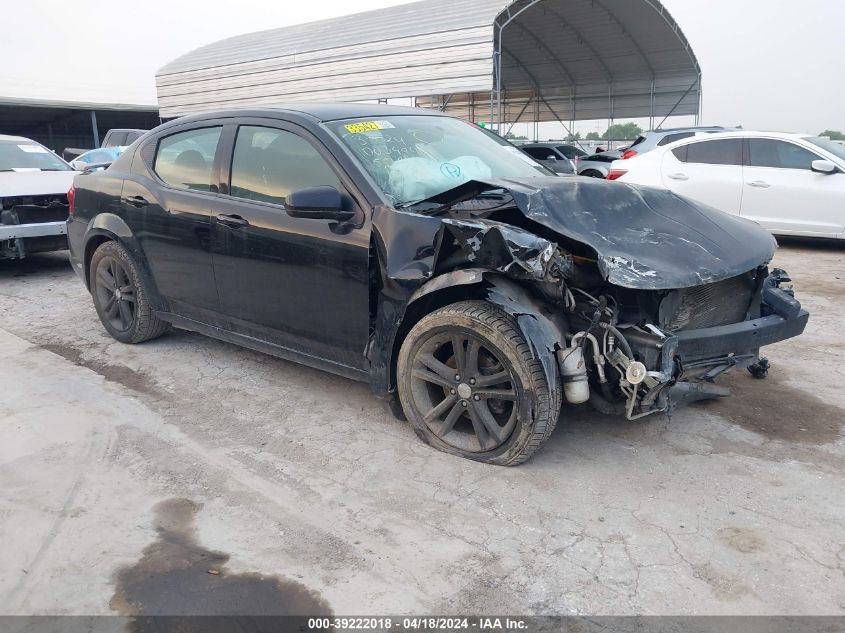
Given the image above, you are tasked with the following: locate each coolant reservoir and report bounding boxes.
[559,346,590,404]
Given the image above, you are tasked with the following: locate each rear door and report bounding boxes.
[741,138,845,236]
[211,120,371,370]
[660,138,743,215]
[122,125,226,322]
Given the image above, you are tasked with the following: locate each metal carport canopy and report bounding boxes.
[156,0,700,128]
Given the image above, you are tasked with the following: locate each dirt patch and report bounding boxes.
[788,278,845,300]
[691,563,754,601]
[39,342,158,396]
[695,373,845,445]
[717,527,767,554]
[0,253,72,279]
[111,498,331,621]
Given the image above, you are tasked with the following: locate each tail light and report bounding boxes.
[67,186,76,215]
[621,150,638,160]
[607,169,628,181]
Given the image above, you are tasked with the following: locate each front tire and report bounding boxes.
[397,301,560,466]
[89,241,169,344]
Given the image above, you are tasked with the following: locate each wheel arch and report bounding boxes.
[83,214,165,310]
[580,169,606,179]
[387,269,569,415]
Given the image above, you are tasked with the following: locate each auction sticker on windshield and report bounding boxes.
[18,144,49,153]
[344,120,396,134]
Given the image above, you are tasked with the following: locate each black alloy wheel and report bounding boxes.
[94,255,136,333]
[398,301,560,466]
[409,331,518,453]
[88,240,169,344]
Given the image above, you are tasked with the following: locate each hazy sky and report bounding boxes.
[3,0,843,135]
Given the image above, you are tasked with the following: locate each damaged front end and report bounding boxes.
[369,175,809,420]
[0,193,69,260]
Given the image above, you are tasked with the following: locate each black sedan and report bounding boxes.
[67,104,808,465]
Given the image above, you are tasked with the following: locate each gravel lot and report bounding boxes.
[1,239,843,616]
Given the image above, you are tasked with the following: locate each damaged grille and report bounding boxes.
[0,194,70,226]
[663,273,754,331]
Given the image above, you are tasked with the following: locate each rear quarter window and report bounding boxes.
[658,132,695,146]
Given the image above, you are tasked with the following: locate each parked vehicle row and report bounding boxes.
[67,104,808,465]
[610,131,845,239]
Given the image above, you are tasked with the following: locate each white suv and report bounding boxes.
[609,131,845,239]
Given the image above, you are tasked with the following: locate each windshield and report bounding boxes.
[804,137,845,162]
[0,140,72,172]
[330,116,550,206]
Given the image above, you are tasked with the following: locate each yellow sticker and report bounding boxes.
[344,120,394,134]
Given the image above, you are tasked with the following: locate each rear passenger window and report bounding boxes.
[524,147,556,160]
[747,139,821,170]
[658,132,694,146]
[154,127,222,191]
[107,132,127,147]
[674,139,741,166]
[229,126,341,205]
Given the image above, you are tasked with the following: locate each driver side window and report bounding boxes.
[229,126,342,205]
[747,139,821,170]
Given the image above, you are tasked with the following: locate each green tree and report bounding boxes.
[602,122,643,141]
[585,131,601,141]
[505,131,528,141]
[564,132,582,142]
[820,130,845,140]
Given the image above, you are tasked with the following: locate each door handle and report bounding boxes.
[667,173,689,181]
[747,180,771,189]
[121,195,148,207]
[216,213,249,228]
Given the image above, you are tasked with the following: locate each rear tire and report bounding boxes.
[580,169,606,179]
[89,240,169,344]
[397,301,560,466]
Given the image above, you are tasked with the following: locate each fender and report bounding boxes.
[82,213,166,310]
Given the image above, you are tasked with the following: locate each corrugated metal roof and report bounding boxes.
[156,0,700,124]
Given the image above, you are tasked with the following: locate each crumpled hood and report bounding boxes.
[476,176,777,289]
[0,170,77,198]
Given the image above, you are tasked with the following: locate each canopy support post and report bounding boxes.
[90,110,100,148]
[505,94,533,137]
[649,79,655,130]
[656,79,698,130]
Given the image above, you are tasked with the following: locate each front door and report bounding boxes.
[211,122,371,370]
[741,138,845,236]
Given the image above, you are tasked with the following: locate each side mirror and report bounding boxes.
[284,186,355,221]
[546,155,557,162]
[811,159,837,174]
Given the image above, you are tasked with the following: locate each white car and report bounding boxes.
[0,134,77,259]
[609,131,845,239]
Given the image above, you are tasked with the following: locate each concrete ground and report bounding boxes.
[0,239,843,617]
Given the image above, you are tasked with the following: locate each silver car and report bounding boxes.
[521,143,585,174]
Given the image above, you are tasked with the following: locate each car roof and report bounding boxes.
[524,142,574,147]
[0,134,36,142]
[170,103,447,126]
[670,130,816,142]
[649,126,728,134]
